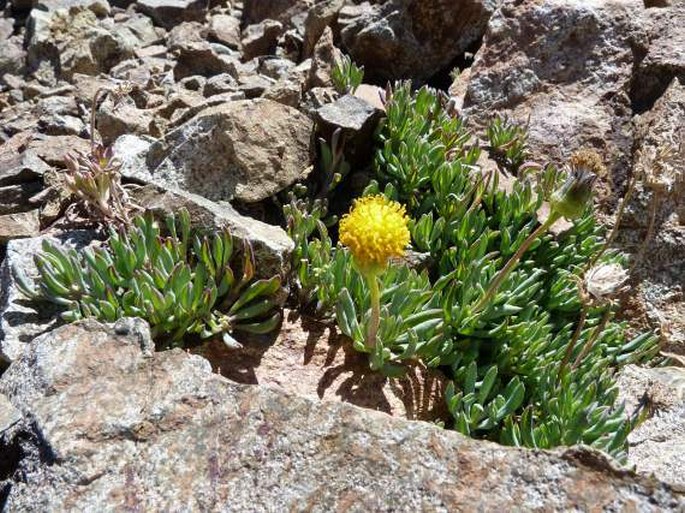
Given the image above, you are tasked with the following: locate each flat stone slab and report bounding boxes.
[0,319,683,511]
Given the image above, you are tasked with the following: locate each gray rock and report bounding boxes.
[0,183,42,215]
[1,319,683,511]
[116,99,313,204]
[316,93,383,168]
[242,0,313,26]
[137,0,207,29]
[308,25,339,88]
[236,72,276,98]
[463,0,641,200]
[0,393,21,434]
[0,36,26,80]
[241,19,284,61]
[203,72,239,97]
[632,4,685,110]
[208,13,242,50]
[623,78,685,354]
[302,0,345,58]
[341,0,498,82]
[173,40,240,80]
[0,231,97,363]
[26,5,160,80]
[129,184,294,278]
[0,210,41,243]
[617,364,685,489]
[0,136,51,187]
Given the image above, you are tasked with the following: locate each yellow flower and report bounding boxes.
[339,195,410,273]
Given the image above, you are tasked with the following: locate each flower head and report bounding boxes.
[550,150,601,220]
[584,262,629,301]
[339,195,410,273]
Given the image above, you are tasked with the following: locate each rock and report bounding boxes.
[241,19,284,61]
[0,18,14,41]
[95,98,154,145]
[129,184,294,279]
[116,99,313,204]
[1,319,684,511]
[0,210,41,243]
[208,13,242,50]
[0,134,51,186]
[236,72,275,98]
[0,393,21,434]
[27,134,91,167]
[354,83,386,111]
[316,93,383,168]
[36,94,86,136]
[617,364,685,489]
[0,36,26,80]
[463,0,641,202]
[203,72,239,97]
[340,0,497,82]
[0,231,97,363]
[257,55,296,81]
[242,0,313,26]
[623,78,685,354]
[136,0,207,29]
[302,0,344,58]
[0,183,42,215]
[308,25,339,88]
[194,309,449,422]
[26,5,160,80]
[173,41,240,80]
[632,4,685,111]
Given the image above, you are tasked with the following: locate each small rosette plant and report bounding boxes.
[16,209,283,349]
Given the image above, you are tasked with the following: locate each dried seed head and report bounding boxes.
[584,263,629,301]
[639,142,683,194]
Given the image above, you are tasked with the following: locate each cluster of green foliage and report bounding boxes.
[331,54,364,95]
[286,83,658,459]
[17,209,282,349]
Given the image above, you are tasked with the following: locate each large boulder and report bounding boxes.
[340,0,498,82]
[116,99,314,203]
[1,319,683,511]
[462,0,641,197]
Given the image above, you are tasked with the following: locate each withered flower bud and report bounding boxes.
[550,150,602,220]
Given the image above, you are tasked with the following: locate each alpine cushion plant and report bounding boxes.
[15,209,283,349]
[287,82,659,460]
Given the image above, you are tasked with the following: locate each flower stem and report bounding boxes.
[557,307,587,384]
[366,270,381,349]
[474,213,559,314]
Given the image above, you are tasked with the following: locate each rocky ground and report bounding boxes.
[0,0,684,511]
